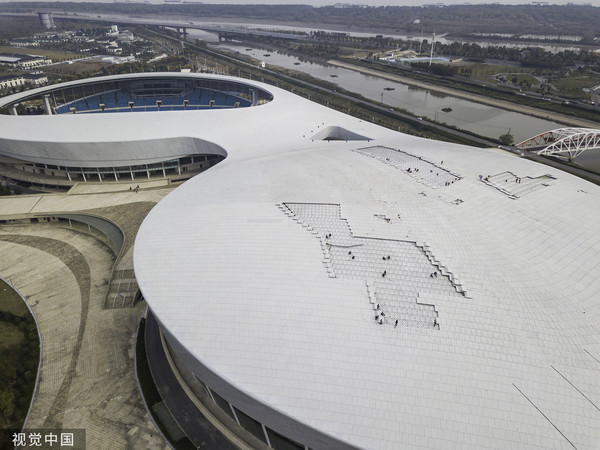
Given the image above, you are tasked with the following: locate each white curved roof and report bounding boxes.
[0,73,272,167]
[133,76,600,449]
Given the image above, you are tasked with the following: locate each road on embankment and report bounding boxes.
[329,60,600,130]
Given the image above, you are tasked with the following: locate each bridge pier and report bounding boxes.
[176,27,188,39]
[43,94,53,115]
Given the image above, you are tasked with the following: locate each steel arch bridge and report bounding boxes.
[516,128,600,160]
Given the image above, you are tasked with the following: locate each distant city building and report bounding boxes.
[101,55,135,64]
[116,31,135,43]
[71,35,95,44]
[106,45,123,55]
[380,49,418,61]
[10,38,40,48]
[37,12,55,29]
[0,74,25,90]
[96,37,115,45]
[0,73,48,90]
[33,32,71,43]
[148,53,168,63]
[0,53,52,68]
[333,2,368,7]
[22,73,48,86]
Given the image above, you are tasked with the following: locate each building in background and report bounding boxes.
[37,12,55,29]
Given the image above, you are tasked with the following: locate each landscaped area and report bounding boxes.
[0,279,40,448]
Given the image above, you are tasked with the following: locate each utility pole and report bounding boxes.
[429,31,435,66]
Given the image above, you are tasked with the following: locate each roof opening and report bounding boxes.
[311,126,371,141]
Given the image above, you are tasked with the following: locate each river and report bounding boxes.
[207,40,564,144]
[184,30,599,172]
[186,22,585,53]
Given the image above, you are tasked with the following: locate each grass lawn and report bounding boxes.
[508,74,539,85]
[470,75,499,84]
[461,63,538,88]
[0,279,39,439]
[47,59,108,76]
[0,45,78,61]
[0,322,24,349]
[552,76,600,99]
[463,63,536,77]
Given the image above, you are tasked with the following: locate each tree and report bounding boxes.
[0,359,16,385]
[499,133,514,145]
[0,389,14,426]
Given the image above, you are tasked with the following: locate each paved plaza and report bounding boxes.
[0,186,171,450]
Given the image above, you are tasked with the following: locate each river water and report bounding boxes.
[209,41,563,144]
[185,30,599,171]
[187,23,585,53]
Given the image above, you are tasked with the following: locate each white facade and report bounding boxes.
[0,54,51,68]
[0,73,267,185]
[0,75,25,90]
[19,56,51,68]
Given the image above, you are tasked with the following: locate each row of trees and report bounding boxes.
[411,62,458,77]
[385,39,600,70]
[2,2,600,36]
[250,30,600,72]
[0,309,39,449]
[0,16,42,40]
[3,2,600,35]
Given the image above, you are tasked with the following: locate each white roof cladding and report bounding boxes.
[125,74,599,450]
[0,73,275,167]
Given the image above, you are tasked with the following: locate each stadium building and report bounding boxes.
[0,73,270,188]
[0,53,51,68]
[2,73,600,449]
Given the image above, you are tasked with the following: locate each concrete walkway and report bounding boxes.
[0,189,169,219]
[0,223,167,449]
[68,179,171,195]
